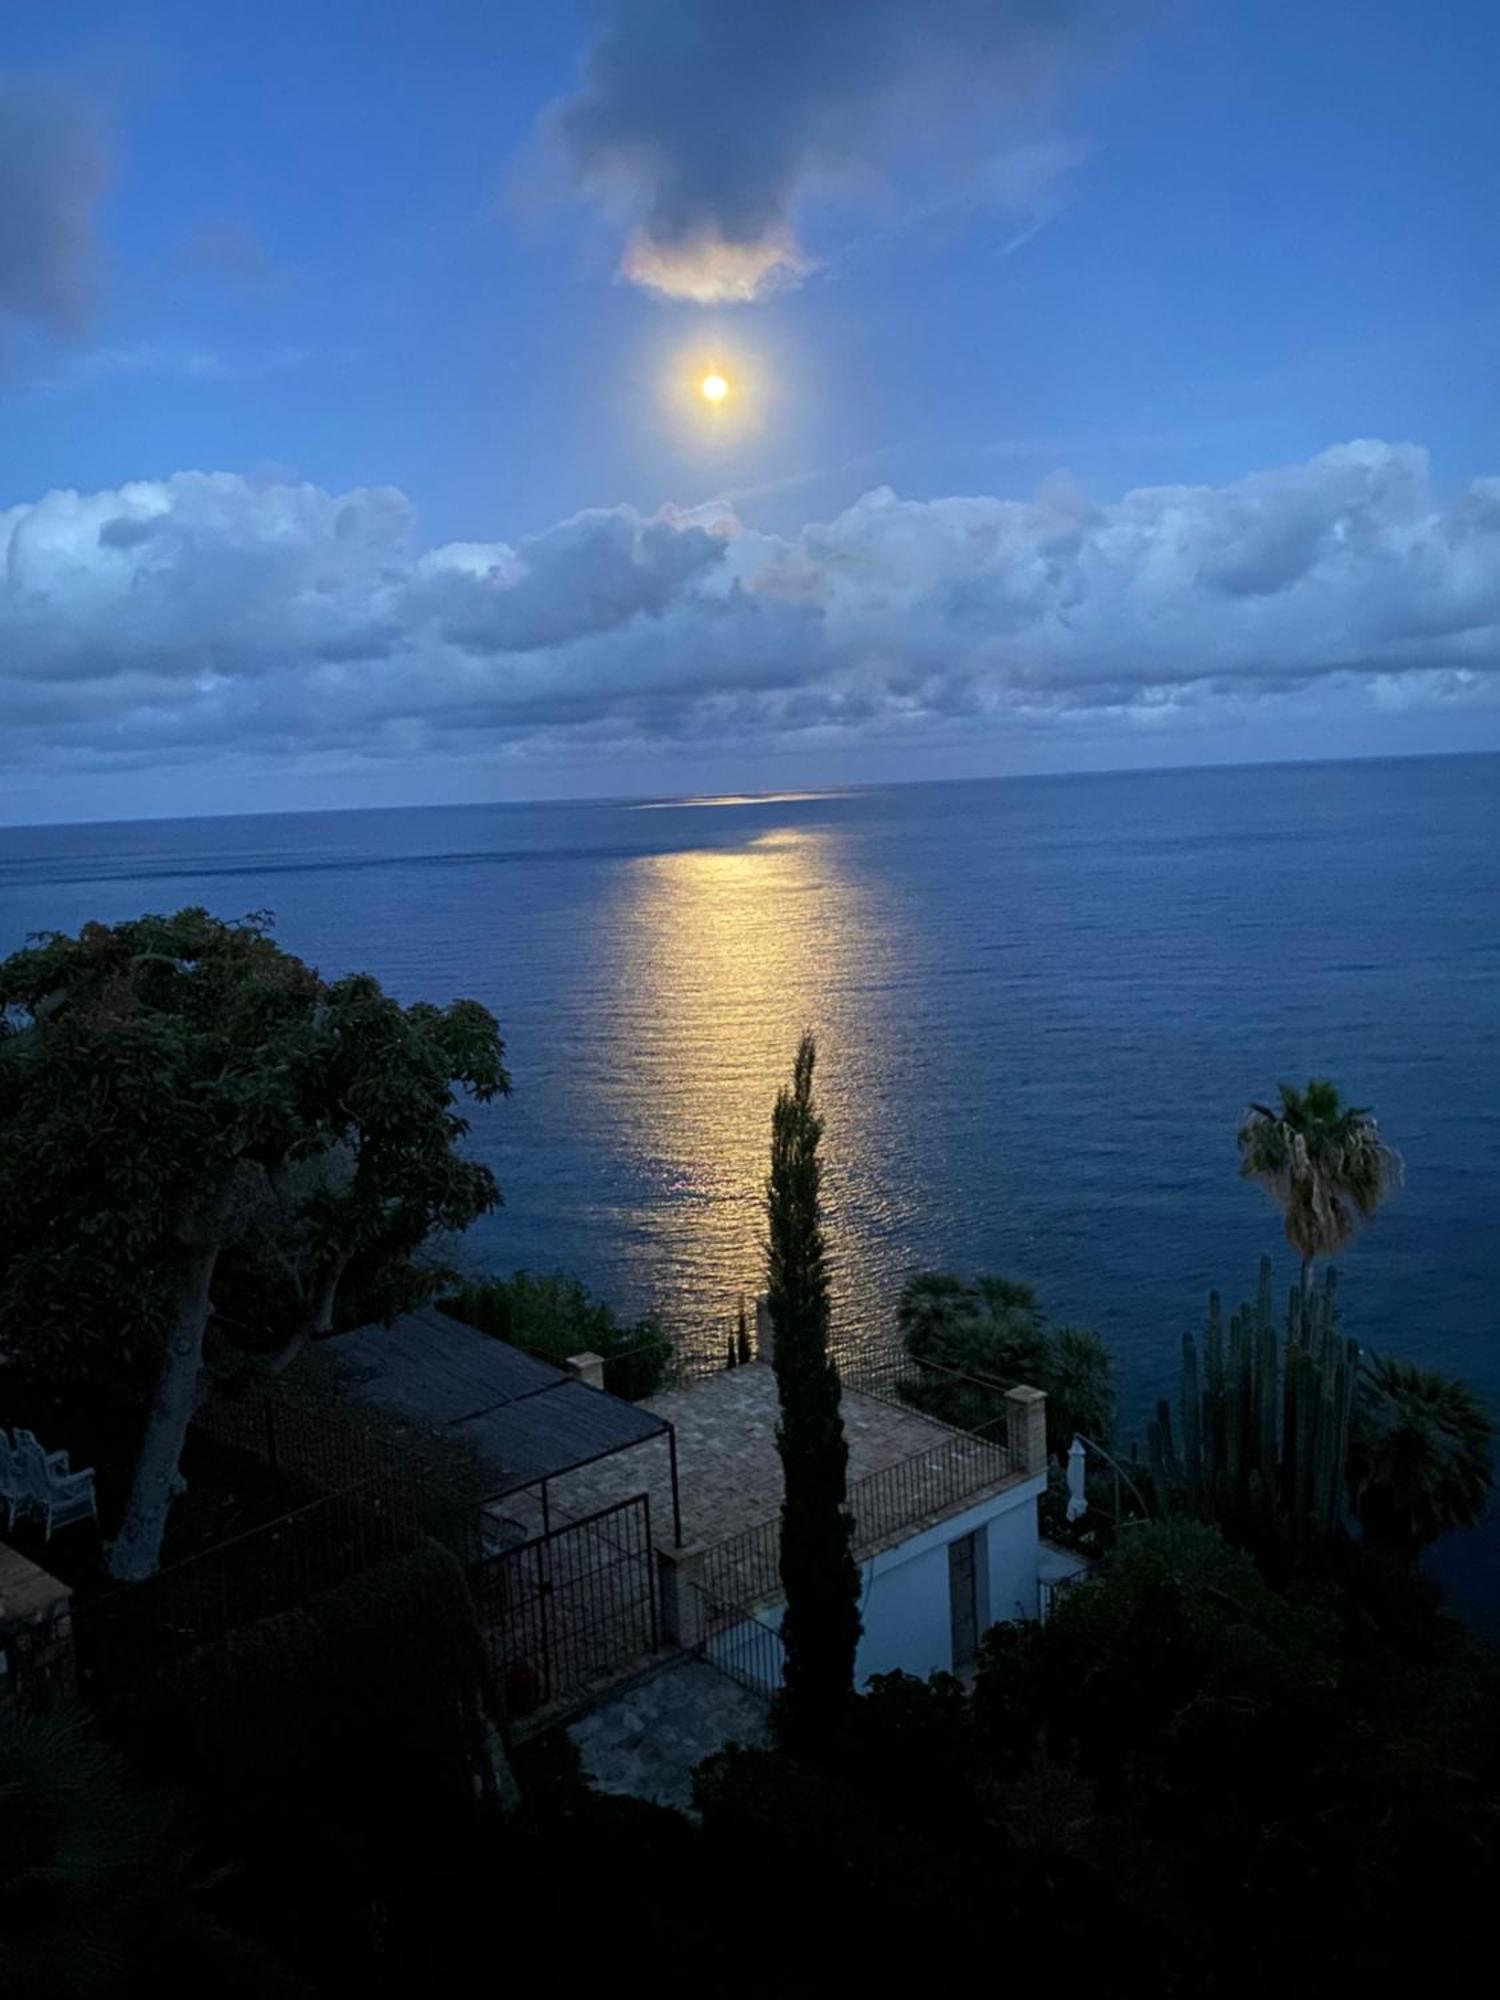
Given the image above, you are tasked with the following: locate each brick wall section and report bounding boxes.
[0,1542,76,1717]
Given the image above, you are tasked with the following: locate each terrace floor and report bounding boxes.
[569,1658,770,1814]
[544,1360,1022,1560]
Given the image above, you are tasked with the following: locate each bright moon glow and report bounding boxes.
[701,373,729,403]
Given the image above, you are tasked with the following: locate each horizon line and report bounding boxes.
[1,742,1496,838]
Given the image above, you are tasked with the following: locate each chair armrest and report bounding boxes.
[50,1467,95,1499]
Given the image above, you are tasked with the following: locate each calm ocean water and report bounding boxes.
[2,755,1496,1623]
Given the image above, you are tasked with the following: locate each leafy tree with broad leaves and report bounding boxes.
[441,1268,672,1401]
[766,1033,861,1756]
[0,909,507,1580]
[1238,1078,1402,1292]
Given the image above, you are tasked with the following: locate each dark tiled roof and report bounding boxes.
[322,1304,666,1496]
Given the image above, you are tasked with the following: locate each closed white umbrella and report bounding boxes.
[1066,1435,1088,1522]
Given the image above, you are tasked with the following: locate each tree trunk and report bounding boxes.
[106,1240,221,1582]
[268,1253,349,1375]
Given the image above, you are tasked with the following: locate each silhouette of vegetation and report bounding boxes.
[0,909,506,1578]
[1238,1077,1401,1290]
[1350,1354,1494,1557]
[897,1269,1115,1453]
[442,1269,671,1400]
[766,1033,861,1755]
[1147,1259,1492,1564]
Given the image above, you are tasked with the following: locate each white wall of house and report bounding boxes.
[852,1472,1046,1685]
[705,1473,1046,1694]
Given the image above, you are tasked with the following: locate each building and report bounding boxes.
[558,1345,1051,1693]
[322,1301,1069,1712]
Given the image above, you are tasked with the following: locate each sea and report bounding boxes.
[2,753,1496,1626]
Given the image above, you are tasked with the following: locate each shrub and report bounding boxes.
[441,1270,673,1399]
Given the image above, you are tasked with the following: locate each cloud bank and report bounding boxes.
[2,441,1498,793]
[551,0,1108,301]
[0,80,106,359]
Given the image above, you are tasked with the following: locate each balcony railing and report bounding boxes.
[699,1425,1014,1613]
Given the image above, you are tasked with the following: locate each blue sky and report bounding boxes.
[2,0,1499,822]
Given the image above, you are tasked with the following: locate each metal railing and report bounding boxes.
[469,1491,660,1719]
[693,1585,785,1702]
[699,1426,1014,1613]
[74,1471,436,1701]
[837,1342,1013,1442]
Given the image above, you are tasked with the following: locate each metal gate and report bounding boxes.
[470,1492,659,1715]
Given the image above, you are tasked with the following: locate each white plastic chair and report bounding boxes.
[1,1431,32,1531]
[13,1428,69,1474]
[14,1432,98,1540]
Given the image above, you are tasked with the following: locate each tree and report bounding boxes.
[0,910,506,1579]
[765,1033,861,1755]
[896,1270,1113,1456]
[1238,1079,1401,1292]
[1146,1260,1359,1556]
[217,971,509,1371]
[0,1706,308,1998]
[1349,1356,1494,1558]
[442,1269,671,1400]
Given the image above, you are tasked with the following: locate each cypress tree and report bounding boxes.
[766,1033,861,1755]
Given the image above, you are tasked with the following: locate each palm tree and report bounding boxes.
[895,1270,975,1361]
[1237,1078,1402,1292]
[1349,1357,1493,1559]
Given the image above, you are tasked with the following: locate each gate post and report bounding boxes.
[566,1352,607,1390]
[1005,1385,1048,1477]
[657,1543,708,1650]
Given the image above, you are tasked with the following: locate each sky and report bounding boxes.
[1,0,1498,825]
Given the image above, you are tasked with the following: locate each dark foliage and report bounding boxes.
[441,1268,672,1400]
[693,1523,1500,1990]
[897,1268,1115,1454]
[0,1705,310,1999]
[101,1540,499,1990]
[765,1034,861,1756]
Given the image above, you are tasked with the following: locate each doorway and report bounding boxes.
[948,1528,984,1668]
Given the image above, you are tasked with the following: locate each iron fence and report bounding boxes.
[694,1586,785,1702]
[74,1472,437,1702]
[469,1491,659,1718]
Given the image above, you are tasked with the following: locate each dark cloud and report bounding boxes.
[2,442,1498,788]
[551,0,1107,299]
[0,80,107,352]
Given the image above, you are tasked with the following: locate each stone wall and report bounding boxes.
[0,1541,76,1717]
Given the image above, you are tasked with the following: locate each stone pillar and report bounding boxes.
[566,1351,606,1390]
[754,1294,775,1366]
[0,1543,76,1717]
[1005,1385,1048,1477]
[657,1542,708,1650]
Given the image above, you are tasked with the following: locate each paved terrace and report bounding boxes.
[545,1361,1031,1604]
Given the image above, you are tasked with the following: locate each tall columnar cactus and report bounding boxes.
[1147,1258,1359,1548]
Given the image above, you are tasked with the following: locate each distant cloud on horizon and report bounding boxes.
[3,439,1499,803]
[548,0,1112,302]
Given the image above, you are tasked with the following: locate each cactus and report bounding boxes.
[1148,1257,1359,1550]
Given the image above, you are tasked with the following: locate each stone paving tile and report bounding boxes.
[546,1360,1013,1552]
[569,1659,770,1815]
